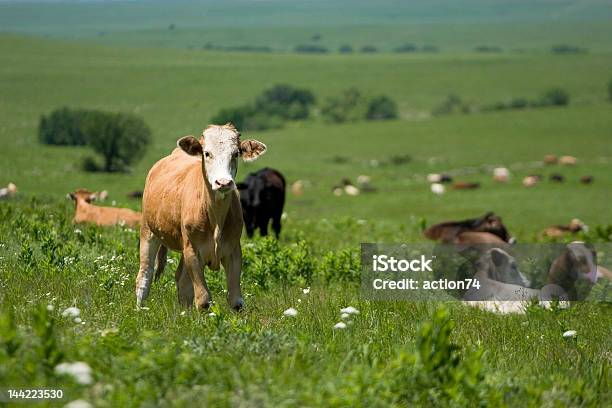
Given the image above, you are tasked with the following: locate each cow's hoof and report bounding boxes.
[230,298,245,311]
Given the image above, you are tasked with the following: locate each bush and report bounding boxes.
[422,45,439,53]
[255,84,316,120]
[38,107,91,146]
[608,79,612,102]
[432,94,469,116]
[82,111,151,172]
[394,44,418,53]
[551,44,587,54]
[474,45,502,53]
[294,44,328,54]
[539,88,570,106]
[366,96,398,120]
[338,44,354,53]
[360,45,378,53]
[210,105,253,131]
[321,88,368,123]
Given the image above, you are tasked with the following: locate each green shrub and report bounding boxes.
[607,79,612,102]
[321,88,368,123]
[539,88,570,106]
[294,44,328,54]
[360,45,378,53]
[82,111,151,172]
[38,107,91,146]
[254,84,316,120]
[366,96,398,120]
[394,44,418,53]
[338,44,354,53]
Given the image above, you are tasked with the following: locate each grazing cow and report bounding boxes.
[68,188,141,228]
[549,173,565,183]
[430,183,445,195]
[464,248,568,314]
[543,154,558,165]
[0,182,17,199]
[291,180,304,196]
[542,218,587,238]
[547,241,598,300]
[427,173,453,183]
[332,178,360,196]
[424,212,512,243]
[580,175,593,184]
[136,124,266,310]
[522,175,540,187]
[237,167,286,238]
[452,181,480,190]
[493,167,510,183]
[559,155,577,165]
[127,190,144,199]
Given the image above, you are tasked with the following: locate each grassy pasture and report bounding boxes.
[0,7,611,405]
[0,35,611,234]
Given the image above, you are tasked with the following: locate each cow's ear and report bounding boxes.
[240,139,267,162]
[67,193,75,201]
[87,193,97,203]
[178,136,203,156]
[490,248,508,267]
[236,182,248,190]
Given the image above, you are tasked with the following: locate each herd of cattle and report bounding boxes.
[423,211,611,314]
[1,124,608,312]
[424,154,594,194]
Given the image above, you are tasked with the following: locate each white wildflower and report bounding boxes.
[74,317,82,324]
[283,307,298,317]
[54,362,93,385]
[563,330,577,338]
[180,311,186,316]
[208,312,216,317]
[64,400,93,408]
[340,306,360,315]
[62,307,80,318]
[302,287,310,294]
[47,304,55,312]
[334,322,347,330]
[341,313,349,319]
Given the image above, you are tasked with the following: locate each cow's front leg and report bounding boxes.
[183,244,211,309]
[174,255,194,307]
[222,244,244,310]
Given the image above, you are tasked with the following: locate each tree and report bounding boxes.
[254,84,316,120]
[38,107,90,146]
[83,112,151,172]
[539,88,570,106]
[366,96,398,120]
[321,88,367,123]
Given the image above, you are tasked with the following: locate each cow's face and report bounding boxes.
[67,189,96,203]
[178,124,266,193]
[488,248,530,287]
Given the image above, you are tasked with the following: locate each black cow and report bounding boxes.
[237,168,286,238]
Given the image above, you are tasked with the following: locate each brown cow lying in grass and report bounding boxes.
[68,189,141,228]
[542,218,587,238]
[135,123,266,310]
[424,212,513,244]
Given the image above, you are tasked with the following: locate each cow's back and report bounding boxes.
[142,148,203,250]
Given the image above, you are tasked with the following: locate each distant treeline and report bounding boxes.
[191,42,589,55]
[211,84,398,131]
[432,88,570,116]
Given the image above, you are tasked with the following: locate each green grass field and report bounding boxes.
[1,1,611,406]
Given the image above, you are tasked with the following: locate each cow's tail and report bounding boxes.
[154,245,168,281]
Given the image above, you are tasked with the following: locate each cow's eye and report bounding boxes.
[204,152,211,158]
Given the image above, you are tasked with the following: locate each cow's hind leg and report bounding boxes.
[135,226,161,307]
[272,213,282,239]
[154,245,168,281]
[174,255,194,307]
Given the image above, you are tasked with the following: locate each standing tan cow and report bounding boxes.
[135,124,266,310]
